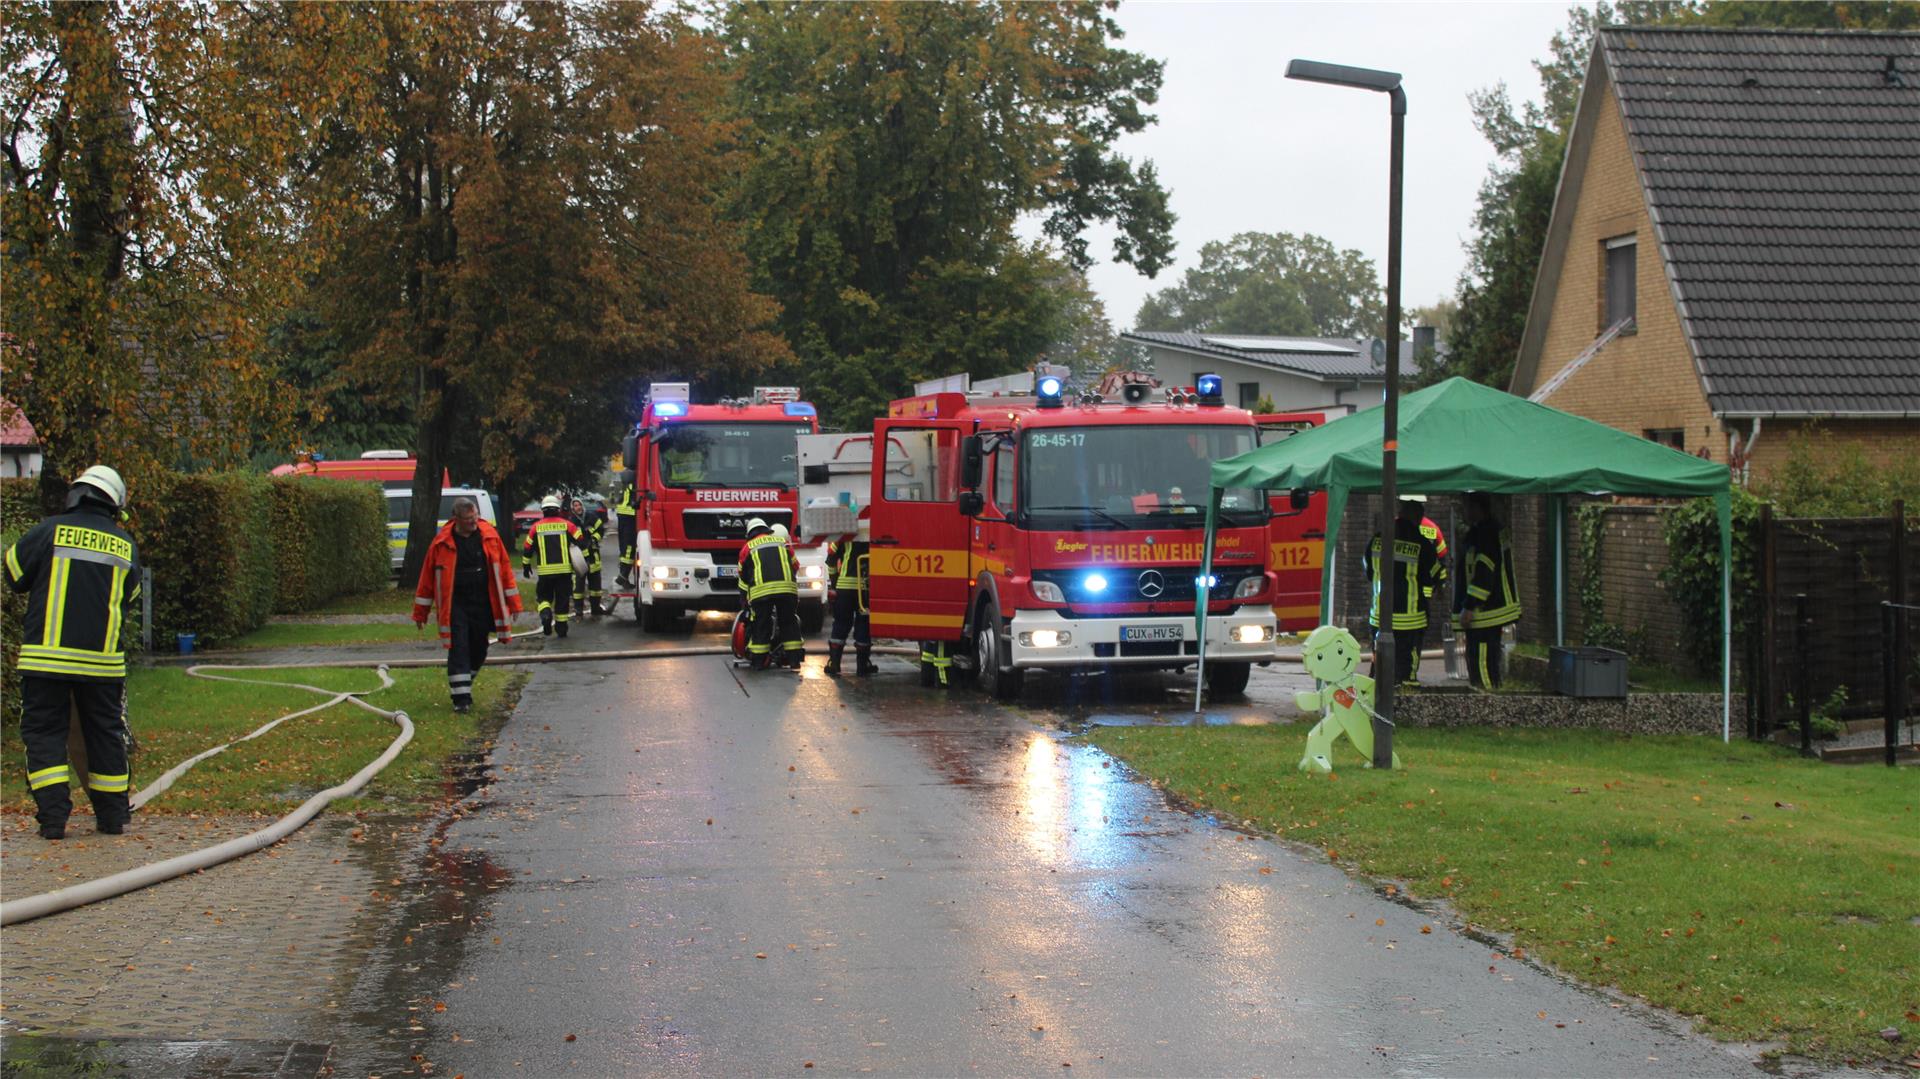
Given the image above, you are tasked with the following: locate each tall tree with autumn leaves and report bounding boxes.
[311,4,788,581]
[2,2,377,507]
[721,1,1176,425]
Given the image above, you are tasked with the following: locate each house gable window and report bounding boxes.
[1604,234,1636,330]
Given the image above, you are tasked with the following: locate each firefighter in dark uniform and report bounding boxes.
[5,466,141,840]
[522,495,585,637]
[570,497,605,617]
[1417,503,1449,603]
[739,518,803,670]
[1456,492,1522,688]
[823,516,877,678]
[1362,496,1442,688]
[613,475,637,588]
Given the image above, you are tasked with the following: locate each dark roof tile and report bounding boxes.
[1600,27,1920,416]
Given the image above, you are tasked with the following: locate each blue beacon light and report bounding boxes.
[1083,573,1108,594]
[654,401,684,417]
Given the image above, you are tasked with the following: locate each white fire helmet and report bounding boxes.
[771,523,790,542]
[541,495,562,511]
[72,465,127,510]
[745,517,770,536]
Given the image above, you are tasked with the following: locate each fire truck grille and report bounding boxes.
[680,508,792,541]
[1033,566,1261,606]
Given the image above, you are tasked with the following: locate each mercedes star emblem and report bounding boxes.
[1137,569,1165,598]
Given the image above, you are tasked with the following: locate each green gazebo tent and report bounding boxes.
[1194,377,1735,738]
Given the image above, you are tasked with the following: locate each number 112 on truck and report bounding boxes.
[796,370,1290,700]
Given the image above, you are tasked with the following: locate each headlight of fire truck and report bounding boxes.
[1019,629,1071,648]
[1030,580,1064,603]
[1232,574,1265,599]
[803,564,824,579]
[1230,623,1275,644]
[650,565,673,580]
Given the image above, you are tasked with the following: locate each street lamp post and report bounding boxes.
[1285,58,1405,770]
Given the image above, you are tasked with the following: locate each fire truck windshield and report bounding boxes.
[1022,424,1263,528]
[655,423,811,489]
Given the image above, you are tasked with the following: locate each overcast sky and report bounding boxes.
[1066,1,1580,332]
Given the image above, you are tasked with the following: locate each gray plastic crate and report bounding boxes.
[1548,645,1628,698]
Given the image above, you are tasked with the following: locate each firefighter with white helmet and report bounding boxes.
[5,465,142,840]
[738,517,803,669]
[521,494,586,637]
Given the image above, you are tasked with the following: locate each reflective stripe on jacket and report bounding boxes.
[828,540,868,592]
[1460,520,1522,628]
[738,533,797,599]
[4,507,142,680]
[414,520,524,645]
[1363,519,1440,631]
[522,514,582,576]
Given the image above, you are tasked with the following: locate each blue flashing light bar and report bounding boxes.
[784,401,817,417]
[1084,572,1108,594]
[654,401,685,417]
[1194,574,1219,589]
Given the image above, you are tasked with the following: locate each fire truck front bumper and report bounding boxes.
[638,551,828,607]
[1006,606,1278,669]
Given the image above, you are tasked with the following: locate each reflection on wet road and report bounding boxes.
[327,637,1771,1077]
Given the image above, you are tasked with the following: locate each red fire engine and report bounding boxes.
[1252,409,1334,631]
[797,371,1283,699]
[622,383,828,632]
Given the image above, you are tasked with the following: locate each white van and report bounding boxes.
[385,487,498,572]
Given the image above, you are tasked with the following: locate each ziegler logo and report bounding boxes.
[693,489,780,503]
[1054,539,1089,553]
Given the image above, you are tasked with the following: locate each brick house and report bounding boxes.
[1508,28,1919,481]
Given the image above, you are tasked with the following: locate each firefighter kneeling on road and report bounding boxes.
[523,495,585,637]
[414,497,522,713]
[739,518,803,670]
[5,466,141,840]
[823,516,876,678]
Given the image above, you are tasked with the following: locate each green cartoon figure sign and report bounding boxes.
[1294,624,1401,773]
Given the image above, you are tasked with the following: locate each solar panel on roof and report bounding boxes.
[1199,335,1358,355]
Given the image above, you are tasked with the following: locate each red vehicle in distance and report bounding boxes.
[1252,411,1336,632]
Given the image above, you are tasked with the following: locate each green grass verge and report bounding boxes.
[221,621,426,651]
[1086,723,1918,1062]
[311,586,414,617]
[4,665,524,816]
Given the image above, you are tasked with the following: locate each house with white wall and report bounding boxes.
[1121,330,1433,413]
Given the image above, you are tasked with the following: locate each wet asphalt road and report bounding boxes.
[329,626,1777,1077]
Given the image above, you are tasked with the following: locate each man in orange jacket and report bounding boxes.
[413,498,522,713]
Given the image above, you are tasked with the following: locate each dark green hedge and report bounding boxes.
[1,472,389,673]
[2,478,41,730]
[269,477,389,613]
[135,472,279,645]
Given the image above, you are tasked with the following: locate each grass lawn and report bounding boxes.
[1087,723,1919,1062]
[220,621,427,651]
[4,665,524,817]
[311,585,414,617]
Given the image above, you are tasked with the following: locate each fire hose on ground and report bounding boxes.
[0,633,1426,926]
[0,642,904,927]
